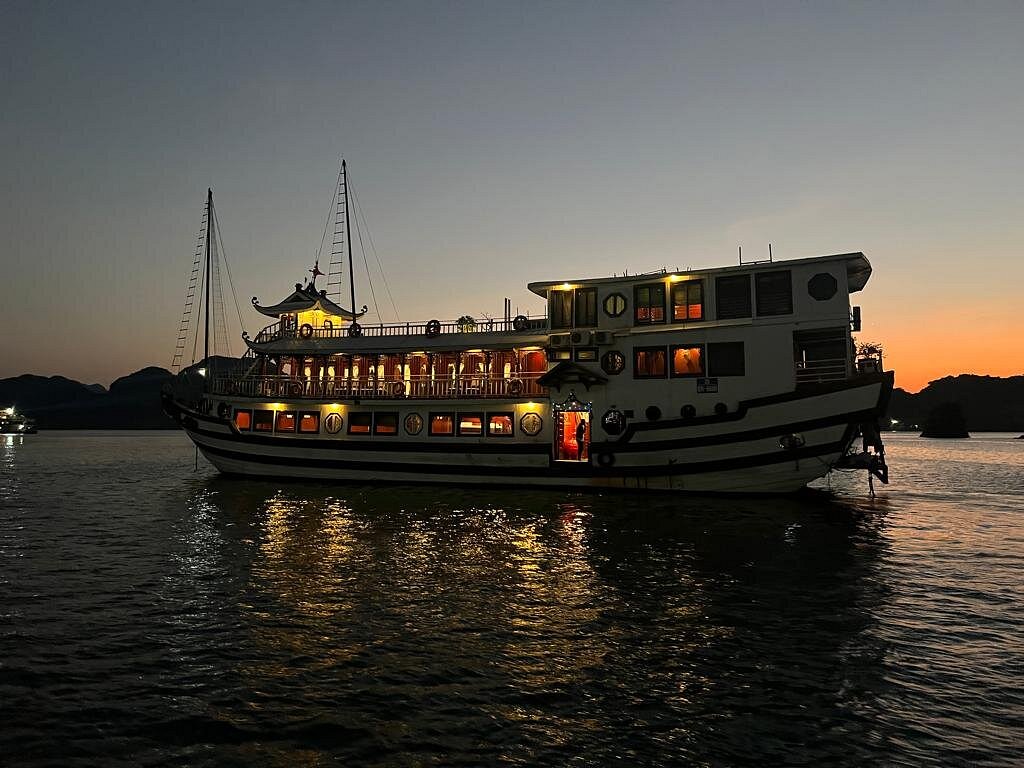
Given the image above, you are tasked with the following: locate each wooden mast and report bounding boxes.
[204,188,212,384]
[342,161,357,322]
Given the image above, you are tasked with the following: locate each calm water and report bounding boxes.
[1,432,1022,767]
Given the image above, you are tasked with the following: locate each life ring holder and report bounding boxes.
[299,323,314,339]
[216,402,231,420]
[348,322,362,338]
[289,381,302,397]
[596,452,615,468]
[425,319,442,338]
[388,380,405,398]
[512,314,529,331]
[507,379,525,396]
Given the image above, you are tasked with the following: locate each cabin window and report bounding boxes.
[253,410,274,432]
[574,347,598,362]
[755,271,793,316]
[429,413,455,436]
[299,411,320,433]
[601,350,625,375]
[550,290,573,329]
[233,409,252,431]
[808,272,838,301]
[716,275,752,319]
[457,413,484,436]
[672,281,704,321]
[707,342,745,376]
[374,412,398,435]
[548,349,572,362]
[634,283,666,325]
[603,293,627,318]
[633,346,668,378]
[574,287,598,327]
[348,412,372,434]
[487,413,514,437]
[670,345,705,377]
[275,411,296,432]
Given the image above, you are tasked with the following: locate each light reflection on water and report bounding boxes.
[0,431,1022,766]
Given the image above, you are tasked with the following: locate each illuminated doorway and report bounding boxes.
[553,392,591,462]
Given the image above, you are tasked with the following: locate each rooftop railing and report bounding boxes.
[795,357,850,385]
[251,315,548,345]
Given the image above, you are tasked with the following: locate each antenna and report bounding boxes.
[769,243,773,262]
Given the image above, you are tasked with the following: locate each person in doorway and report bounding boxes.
[575,418,587,461]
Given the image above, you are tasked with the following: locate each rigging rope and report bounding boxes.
[349,173,401,322]
[315,166,341,263]
[350,196,381,321]
[211,201,247,346]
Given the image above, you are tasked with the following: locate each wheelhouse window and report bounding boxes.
[233,409,252,431]
[348,412,372,434]
[457,413,483,436]
[253,410,274,432]
[755,271,793,316]
[707,342,745,376]
[374,412,398,435]
[487,413,514,436]
[670,345,705,377]
[298,411,320,433]
[550,290,573,330]
[275,411,296,433]
[634,346,668,378]
[429,413,455,436]
[574,287,598,328]
[634,283,666,325]
[715,275,752,320]
[672,281,704,322]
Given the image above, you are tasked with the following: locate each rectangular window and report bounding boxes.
[348,412,372,434]
[253,409,274,432]
[374,412,398,435]
[547,349,572,362]
[487,413,514,437]
[672,281,704,322]
[457,413,484,436]
[670,345,705,377]
[298,411,320,433]
[233,409,252,431]
[550,290,573,329]
[429,413,455,436]
[275,411,296,432]
[633,346,668,378]
[574,287,598,327]
[574,347,598,362]
[634,283,666,325]
[716,275,752,320]
[707,342,745,376]
[755,271,793,316]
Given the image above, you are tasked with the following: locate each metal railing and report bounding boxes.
[212,372,546,401]
[795,357,850,384]
[252,315,548,344]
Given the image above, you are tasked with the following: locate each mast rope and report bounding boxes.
[350,193,381,321]
[349,173,401,322]
[211,201,247,349]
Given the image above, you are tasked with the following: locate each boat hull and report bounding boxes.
[165,372,892,494]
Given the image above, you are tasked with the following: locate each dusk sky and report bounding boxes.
[2,1,1022,392]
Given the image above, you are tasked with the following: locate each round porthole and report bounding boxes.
[600,350,626,375]
[404,413,423,435]
[680,404,696,420]
[714,402,728,416]
[520,412,543,436]
[602,408,626,435]
[324,412,344,434]
[645,405,662,421]
[603,292,627,318]
[808,273,838,301]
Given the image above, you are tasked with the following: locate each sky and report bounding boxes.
[1,0,1022,392]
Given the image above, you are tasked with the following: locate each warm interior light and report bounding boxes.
[197,368,206,377]
[560,283,572,290]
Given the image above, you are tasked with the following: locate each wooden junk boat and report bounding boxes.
[163,163,891,493]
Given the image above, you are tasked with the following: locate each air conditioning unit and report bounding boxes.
[594,331,613,345]
[570,330,592,346]
[549,334,572,349]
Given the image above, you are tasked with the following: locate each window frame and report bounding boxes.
[550,290,574,330]
[274,410,297,433]
[633,345,669,379]
[456,412,485,437]
[715,274,752,320]
[707,341,746,377]
[574,287,598,328]
[253,410,274,432]
[233,408,253,431]
[755,270,793,316]
[347,412,373,435]
[603,292,627,318]
[671,280,704,322]
[669,344,706,378]
[373,412,399,435]
[298,410,320,434]
[428,411,456,437]
[633,282,667,326]
[574,347,598,362]
[486,412,515,437]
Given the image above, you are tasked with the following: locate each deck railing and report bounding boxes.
[795,357,850,384]
[211,372,546,401]
[252,315,548,344]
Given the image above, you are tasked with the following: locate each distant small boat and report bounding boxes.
[0,406,36,434]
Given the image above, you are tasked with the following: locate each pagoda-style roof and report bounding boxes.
[252,283,366,320]
[538,361,608,390]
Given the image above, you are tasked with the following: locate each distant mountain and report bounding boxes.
[1,368,176,429]
[888,375,1024,432]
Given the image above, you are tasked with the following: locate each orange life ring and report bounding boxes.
[512,314,529,331]
[425,319,441,338]
[507,379,524,396]
[299,323,314,339]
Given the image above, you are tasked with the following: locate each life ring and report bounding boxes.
[596,452,615,467]
[512,314,529,331]
[289,381,302,396]
[323,319,333,331]
[680,404,696,420]
[507,379,524,396]
[226,381,238,396]
[299,323,314,339]
[425,319,441,338]
[348,322,362,338]
[388,380,405,397]
[217,402,230,419]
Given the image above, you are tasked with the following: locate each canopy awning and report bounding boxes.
[538,361,608,390]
